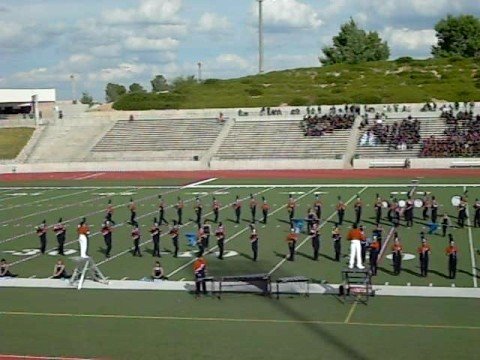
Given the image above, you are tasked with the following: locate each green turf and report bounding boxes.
[0,127,35,159]
[112,58,480,110]
[0,289,479,360]
[1,178,479,359]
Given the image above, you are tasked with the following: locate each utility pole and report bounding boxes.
[258,0,264,74]
[197,62,202,83]
[70,74,77,104]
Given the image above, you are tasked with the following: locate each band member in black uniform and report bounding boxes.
[131,224,142,257]
[194,197,203,226]
[391,235,403,275]
[354,196,363,224]
[374,195,382,225]
[287,194,296,224]
[387,197,395,223]
[393,201,401,228]
[310,220,320,260]
[250,223,259,261]
[0,259,17,277]
[359,225,367,263]
[457,197,467,228]
[128,198,138,226]
[369,236,380,276]
[215,222,226,260]
[158,195,169,225]
[332,224,342,261]
[152,261,166,280]
[473,198,480,228]
[36,220,48,254]
[101,220,113,258]
[150,218,161,257]
[106,199,115,225]
[422,195,430,221]
[202,220,211,250]
[336,197,346,226]
[212,197,220,223]
[372,223,383,247]
[53,218,66,256]
[445,239,458,279]
[232,196,242,224]
[418,236,431,277]
[249,194,257,223]
[441,213,451,237]
[176,197,184,225]
[405,197,414,227]
[193,255,207,297]
[52,259,70,279]
[306,208,318,234]
[169,220,180,257]
[430,196,439,223]
[313,195,322,220]
[261,197,269,224]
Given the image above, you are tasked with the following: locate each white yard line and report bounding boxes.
[183,177,218,188]
[73,172,107,180]
[268,187,368,276]
[464,186,478,288]
[166,186,319,279]
[96,187,273,268]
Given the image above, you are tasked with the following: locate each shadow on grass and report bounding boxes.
[378,266,395,276]
[429,269,449,279]
[319,253,338,262]
[403,268,422,278]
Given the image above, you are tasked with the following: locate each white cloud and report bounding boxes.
[90,44,122,58]
[124,36,179,52]
[198,12,230,32]
[105,0,183,25]
[88,63,149,82]
[382,27,437,51]
[260,0,323,30]
[215,54,250,70]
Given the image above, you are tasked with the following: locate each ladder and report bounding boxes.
[341,268,373,304]
[69,256,108,290]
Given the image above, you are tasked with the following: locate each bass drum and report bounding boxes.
[414,199,424,208]
[451,196,461,207]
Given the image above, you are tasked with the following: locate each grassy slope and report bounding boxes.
[114,58,480,110]
[0,127,34,159]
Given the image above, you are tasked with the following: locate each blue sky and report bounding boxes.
[1,0,479,101]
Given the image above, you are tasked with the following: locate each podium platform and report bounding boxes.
[69,256,108,290]
[341,268,373,303]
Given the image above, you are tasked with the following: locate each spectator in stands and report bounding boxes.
[301,113,355,137]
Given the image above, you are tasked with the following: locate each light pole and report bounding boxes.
[258,0,264,74]
[197,62,202,83]
[70,74,77,104]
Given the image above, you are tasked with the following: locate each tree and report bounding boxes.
[171,75,196,92]
[105,83,127,102]
[79,92,93,106]
[320,18,390,65]
[128,83,146,94]
[150,75,169,92]
[432,15,480,58]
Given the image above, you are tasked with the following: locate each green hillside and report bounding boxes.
[114,57,480,110]
[0,127,34,159]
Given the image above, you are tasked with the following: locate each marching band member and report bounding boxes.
[313,194,322,221]
[158,195,169,225]
[354,196,363,224]
[430,196,439,223]
[261,197,269,224]
[249,194,257,223]
[422,195,430,221]
[393,200,401,228]
[106,199,115,225]
[369,236,381,276]
[215,222,226,260]
[77,218,90,258]
[359,225,368,263]
[36,219,48,254]
[445,237,458,279]
[287,194,296,223]
[473,198,480,228]
[212,197,220,223]
[332,224,342,262]
[457,196,467,228]
[441,213,451,237]
[193,255,207,297]
[232,196,242,224]
[194,197,203,226]
[336,197,346,226]
[374,195,382,225]
[150,218,161,257]
[202,220,211,250]
[53,217,66,256]
[196,224,206,256]
[310,220,320,261]
[387,197,395,223]
[176,197,184,225]
[169,220,180,257]
[418,234,431,277]
[128,198,138,226]
[152,261,166,280]
[131,224,142,257]
[0,258,17,277]
[52,259,70,279]
[286,228,298,261]
[391,234,403,275]
[101,220,113,258]
[250,223,259,261]
[405,196,414,228]
[306,208,318,234]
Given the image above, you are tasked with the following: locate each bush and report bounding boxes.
[246,87,263,96]
[395,56,414,64]
[203,78,220,85]
[113,93,185,110]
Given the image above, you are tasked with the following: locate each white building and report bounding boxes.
[0,88,56,114]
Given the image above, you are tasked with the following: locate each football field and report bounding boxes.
[0,175,479,359]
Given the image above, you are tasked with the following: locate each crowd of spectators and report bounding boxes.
[359,117,421,150]
[420,111,480,157]
[301,113,355,136]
